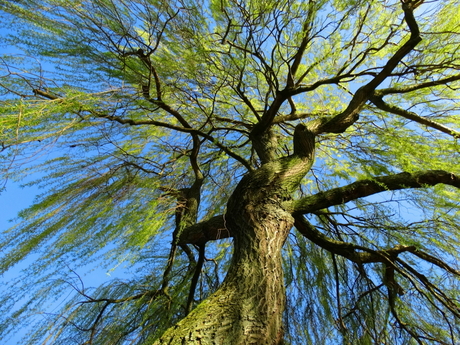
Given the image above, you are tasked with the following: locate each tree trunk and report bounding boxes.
[154,126,315,344]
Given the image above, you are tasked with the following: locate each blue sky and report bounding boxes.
[0,181,129,344]
[0,182,37,343]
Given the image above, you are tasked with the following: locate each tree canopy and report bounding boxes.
[1,0,460,344]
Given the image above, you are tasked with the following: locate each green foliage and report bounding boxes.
[1,0,460,344]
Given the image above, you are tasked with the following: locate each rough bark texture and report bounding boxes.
[153,126,315,344]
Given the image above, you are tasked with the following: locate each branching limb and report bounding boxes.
[310,1,422,134]
[292,170,460,214]
[98,111,252,169]
[30,88,253,170]
[253,1,424,154]
[396,259,460,319]
[293,215,415,265]
[290,1,420,136]
[294,215,458,274]
[295,214,460,343]
[162,135,204,293]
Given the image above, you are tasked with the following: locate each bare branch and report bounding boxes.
[185,244,205,315]
[374,74,460,97]
[370,95,460,138]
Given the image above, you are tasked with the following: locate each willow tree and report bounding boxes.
[1,0,460,344]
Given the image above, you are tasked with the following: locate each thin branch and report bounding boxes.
[410,250,460,276]
[286,2,316,87]
[185,244,205,315]
[30,88,253,170]
[370,95,460,138]
[293,215,413,264]
[374,74,460,97]
[331,253,347,333]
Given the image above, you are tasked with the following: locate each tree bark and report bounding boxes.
[153,126,316,344]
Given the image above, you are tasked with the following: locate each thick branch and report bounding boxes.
[310,2,422,134]
[176,215,230,245]
[293,215,416,264]
[292,170,460,214]
[272,110,333,124]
